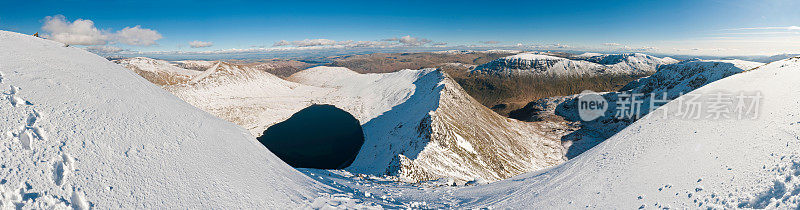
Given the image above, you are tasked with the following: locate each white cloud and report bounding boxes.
[272,39,359,47]
[272,40,291,46]
[602,43,622,46]
[113,26,162,46]
[189,40,214,48]
[481,41,500,44]
[41,15,162,47]
[273,39,345,47]
[725,26,800,31]
[41,15,108,45]
[271,35,438,49]
[85,45,124,54]
[396,35,431,46]
[381,35,432,46]
[295,39,336,47]
[547,43,570,49]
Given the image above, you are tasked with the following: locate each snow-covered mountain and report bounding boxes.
[166,61,330,137]
[571,52,679,72]
[113,57,200,86]
[472,52,678,76]
[290,67,565,183]
[0,30,337,209]
[119,57,566,183]
[510,59,764,158]
[171,60,218,71]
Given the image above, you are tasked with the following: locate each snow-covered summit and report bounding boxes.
[171,60,218,71]
[620,59,763,99]
[572,52,678,67]
[113,57,200,85]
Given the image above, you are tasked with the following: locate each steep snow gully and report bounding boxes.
[4,30,800,208]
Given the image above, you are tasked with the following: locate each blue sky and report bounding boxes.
[1,0,798,56]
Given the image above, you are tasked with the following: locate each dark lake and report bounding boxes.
[257,104,364,169]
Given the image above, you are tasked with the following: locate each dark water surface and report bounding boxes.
[257,104,364,169]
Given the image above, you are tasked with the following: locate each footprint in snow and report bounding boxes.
[5,85,32,107]
[10,111,47,150]
[53,153,75,186]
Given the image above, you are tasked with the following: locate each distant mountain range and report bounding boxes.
[472,52,678,76]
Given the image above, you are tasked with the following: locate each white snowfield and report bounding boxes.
[473,52,678,76]
[0,31,335,209]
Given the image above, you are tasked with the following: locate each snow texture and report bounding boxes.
[0,30,335,209]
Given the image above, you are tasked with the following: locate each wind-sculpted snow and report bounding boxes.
[0,31,336,209]
[473,52,678,76]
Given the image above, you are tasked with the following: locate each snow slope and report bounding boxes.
[472,52,678,76]
[166,62,331,137]
[171,60,217,71]
[456,56,800,208]
[572,52,679,73]
[511,59,764,158]
[307,56,800,209]
[0,30,334,209]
